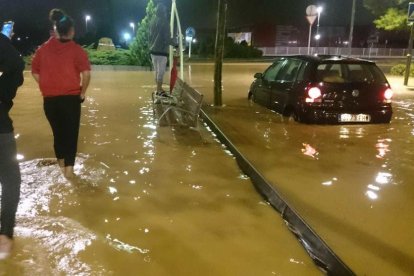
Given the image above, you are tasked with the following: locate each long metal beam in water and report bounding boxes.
[200,109,355,276]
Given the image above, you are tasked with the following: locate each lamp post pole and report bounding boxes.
[130,22,135,34]
[306,5,318,55]
[348,0,356,55]
[85,15,91,32]
[404,23,414,86]
[316,7,322,52]
[214,0,227,107]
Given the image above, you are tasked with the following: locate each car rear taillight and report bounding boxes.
[384,88,393,103]
[306,87,322,103]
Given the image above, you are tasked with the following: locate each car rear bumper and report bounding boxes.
[298,105,393,124]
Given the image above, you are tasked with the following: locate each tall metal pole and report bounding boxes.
[308,24,312,54]
[170,0,184,80]
[214,0,227,107]
[348,0,356,55]
[316,9,321,52]
[404,23,414,85]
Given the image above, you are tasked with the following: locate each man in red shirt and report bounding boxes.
[32,9,91,178]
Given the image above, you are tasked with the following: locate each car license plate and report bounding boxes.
[339,113,371,122]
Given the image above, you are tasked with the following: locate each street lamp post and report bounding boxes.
[85,15,91,32]
[316,6,323,52]
[348,0,356,55]
[214,0,227,107]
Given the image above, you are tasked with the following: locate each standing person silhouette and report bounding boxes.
[0,20,24,259]
[32,9,91,178]
[149,3,175,97]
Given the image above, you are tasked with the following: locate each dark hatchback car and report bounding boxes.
[248,55,393,124]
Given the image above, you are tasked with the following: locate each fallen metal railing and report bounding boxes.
[200,109,355,276]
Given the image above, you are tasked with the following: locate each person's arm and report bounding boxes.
[80,70,91,101]
[31,49,41,83]
[32,73,40,84]
[0,43,20,74]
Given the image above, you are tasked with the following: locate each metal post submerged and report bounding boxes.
[404,23,414,86]
[213,0,227,107]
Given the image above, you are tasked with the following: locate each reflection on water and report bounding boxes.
[376,139,391,159]
[301,143,319,159]
[196,65,414,275]
[4,72,319,275]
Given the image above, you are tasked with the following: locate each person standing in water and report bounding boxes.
[149,3,175,97]
[0,20,24,259]
[32,9,91,178]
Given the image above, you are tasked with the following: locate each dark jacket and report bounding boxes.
[149,14,172,56]
[0,33,24,133]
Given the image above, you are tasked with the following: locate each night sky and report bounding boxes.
[0,0,374,46]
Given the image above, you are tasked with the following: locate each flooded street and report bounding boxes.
[3,71,320,275]
[190,64,414,275]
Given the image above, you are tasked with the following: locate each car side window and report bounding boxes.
[263,59,285,82]
[296,62,308,81]
[276,59,303,82]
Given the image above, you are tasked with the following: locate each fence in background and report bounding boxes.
[258,47,410,58]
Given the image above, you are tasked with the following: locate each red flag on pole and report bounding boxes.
[170,54,178,93]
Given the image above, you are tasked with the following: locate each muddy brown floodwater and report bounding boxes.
[1,70,321,275]
[188,63,414,276]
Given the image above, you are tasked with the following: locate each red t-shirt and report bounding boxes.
[31,37,91,97]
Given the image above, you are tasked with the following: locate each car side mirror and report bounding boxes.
[254,73,263,79]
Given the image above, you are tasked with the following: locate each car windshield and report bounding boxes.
[316,62,387,84]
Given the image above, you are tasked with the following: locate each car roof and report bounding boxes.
[276,55,375,65]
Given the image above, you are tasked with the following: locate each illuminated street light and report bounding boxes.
[85,15,91,32]
[315,34,321,40]
[129,22,135,33]
[123,32,132,42]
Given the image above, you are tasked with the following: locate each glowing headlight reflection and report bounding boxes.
[109,187,118,194]
[376,172,392,185]
[366,190,378,200]
[367,184,380,191]
[16,154,25,161]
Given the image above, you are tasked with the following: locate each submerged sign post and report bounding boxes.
[405,2,414,85]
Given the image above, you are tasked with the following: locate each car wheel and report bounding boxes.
[248,91,253,100]
[292,110,302,122]
[283,106,298,121]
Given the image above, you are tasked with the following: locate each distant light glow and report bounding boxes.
[123,32,132,41]
[16,154,25,161]
[85,15,91,21]
[317,6,323,14]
